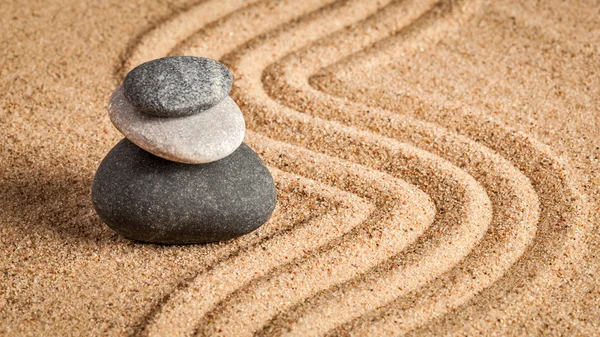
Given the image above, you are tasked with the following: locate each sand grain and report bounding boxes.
[1,0,599,336]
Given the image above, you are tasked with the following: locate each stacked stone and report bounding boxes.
[92,56,277,244]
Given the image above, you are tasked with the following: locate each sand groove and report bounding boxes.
[151,0,487,333]
[1,0,595,335]
[120,0,590,336]
[123,0,260,78]
[305,3,590,336]
[134,0,492,336]
[252,0,544,334]
[125,167,352,336]
[142,163,378,336]
[183,1,501,335]
[193,132,490,337]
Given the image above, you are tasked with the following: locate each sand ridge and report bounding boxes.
[1,0,598,336]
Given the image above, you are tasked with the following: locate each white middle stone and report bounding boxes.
[108,86,245,164]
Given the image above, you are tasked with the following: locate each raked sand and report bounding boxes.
[1,0,599,336]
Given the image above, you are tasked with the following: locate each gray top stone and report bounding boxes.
[92,139,277,244]
[109,86,245,164]
[123,56,233,117]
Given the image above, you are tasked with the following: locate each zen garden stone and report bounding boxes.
[92,140,276,244]
[92,56,277,244]
[123,56,233,117]
[109,86,245,164]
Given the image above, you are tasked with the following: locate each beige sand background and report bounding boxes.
[1,0,599,336]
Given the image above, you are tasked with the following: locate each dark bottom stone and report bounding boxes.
[92,139,277,244]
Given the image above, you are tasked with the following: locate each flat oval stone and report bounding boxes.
[109,86,245,164]
[123,56,233,117]
[92,139,277,244]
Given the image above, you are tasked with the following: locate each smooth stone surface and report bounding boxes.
[92,139,277,244]
[123,56,232,117]
[109,86,245,164]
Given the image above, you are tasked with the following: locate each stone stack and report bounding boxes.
[92,56,277,244]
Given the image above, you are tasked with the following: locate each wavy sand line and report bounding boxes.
[127,0,426,334]
[132,0,496,334]
[142,164,380,336]
[143,127,458,337]
[187,0,499,335]
[124,164,358,336]
[2,0,595,335]
[492,1,599,52]
[193,133,489,337]
[215,1,560,335]
[401,22,593,337]
[167,1,498,335]
[125,166,350,336]
[120,0,576,334]
[123,2,356,332]
[308,5,590,336]
[170,0,339,58]
[253,1,564,335]
[2,162,352,337]
[168,0,584,332]
[122,0,259,77]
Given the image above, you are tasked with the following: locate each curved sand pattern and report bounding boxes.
[1,0,597,335]
[140,5,495,336]
[308,3,591,335]
[120,0,588,335]
[182,1,506,336]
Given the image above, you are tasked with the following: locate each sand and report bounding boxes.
[1,0,599,336]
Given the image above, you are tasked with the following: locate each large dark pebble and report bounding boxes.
[92,139,276,244]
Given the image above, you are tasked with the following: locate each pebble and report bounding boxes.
[109,86,245,164]
[123,56,232,117]
[92,139,277,244]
